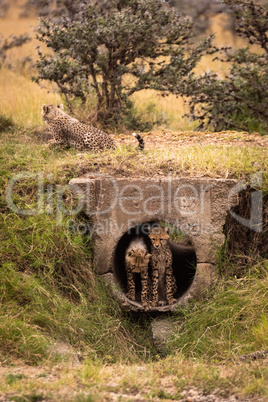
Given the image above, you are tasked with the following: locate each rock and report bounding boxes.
[151,317,174,351]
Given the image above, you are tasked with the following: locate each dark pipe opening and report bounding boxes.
[112,222,197,305]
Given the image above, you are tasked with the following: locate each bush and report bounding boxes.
[0,0,9,18]
[0,114,15,132]
[34,0,212,128]
[181,0,268,133]
[0,34,30,67]
[21,0,95,18]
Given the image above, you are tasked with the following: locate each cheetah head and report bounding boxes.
[126,248,151,273]
[148,226,170,248]
[41,104,64,123]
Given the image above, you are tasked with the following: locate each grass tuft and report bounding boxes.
[166,274,268,361]
[0,114,15,132]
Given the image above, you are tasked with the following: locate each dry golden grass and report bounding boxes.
[131,89,196,132]
[0,68,62,126]
[0,2,62,126]
[1,0,39,62]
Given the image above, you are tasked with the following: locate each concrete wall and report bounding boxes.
[69,174,238,311]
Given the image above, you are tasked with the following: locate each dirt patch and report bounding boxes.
[0,362,265,401]
[112,130,268,149]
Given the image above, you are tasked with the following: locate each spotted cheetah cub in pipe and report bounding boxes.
[41,104,144,151]
[148,226,177,307]
[125,238,151,310]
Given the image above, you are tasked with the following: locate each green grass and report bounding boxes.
[6,374,27,386]
[1,127,267,186]
[166,272,268,360]
[0,238,151,364]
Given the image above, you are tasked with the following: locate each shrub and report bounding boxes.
[0,34,30,67]
[181,0,268,133]
[21,0,96,18]
[0,0,9,18]
[34,0,212,128]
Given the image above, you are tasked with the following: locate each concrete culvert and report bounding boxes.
[69,175,240,311]
[112,222,197,312]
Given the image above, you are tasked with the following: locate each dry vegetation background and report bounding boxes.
[0,0,254,129]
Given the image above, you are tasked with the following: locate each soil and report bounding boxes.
[0,361,267,402]
[112,130,268,149]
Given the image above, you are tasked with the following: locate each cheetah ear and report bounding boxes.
[164,226,170,235]
[42,104,48,113]
[148,225,158,234]
[57,103,64,110]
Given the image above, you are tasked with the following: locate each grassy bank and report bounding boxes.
[1,125,267,183]
[0,203,152,365]
[167,273,268,360]
[0,115,267,399]
[0,125,155,366]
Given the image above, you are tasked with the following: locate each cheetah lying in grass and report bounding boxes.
[41,104,144,151]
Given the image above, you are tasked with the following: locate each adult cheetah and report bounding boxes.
[41,104,144,151]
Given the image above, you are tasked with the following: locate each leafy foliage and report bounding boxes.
[0,34,30,67]
[169,0,227,34]
[181,0,268,133]
[0,0,9,18]
[21,0,110,18]
[34,0,212,127]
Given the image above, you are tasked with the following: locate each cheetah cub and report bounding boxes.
[125,238,151,310]
[148,226,177,307]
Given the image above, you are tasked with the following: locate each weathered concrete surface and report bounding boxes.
[69,174,238,311]
[151,317,176,352]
